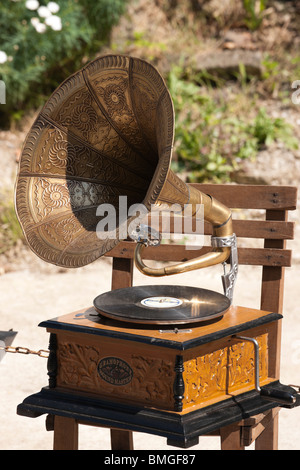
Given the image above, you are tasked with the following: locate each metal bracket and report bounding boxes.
[233,335,298,405]
[130,224,161,247]
[211,233,238,303]
[159,329,192,334]
[233,335,261,394]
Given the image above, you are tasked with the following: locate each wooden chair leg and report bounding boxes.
[220,423,245,450]
[255,411,279,450]
[110,429,134,450]
[53,416,78,450]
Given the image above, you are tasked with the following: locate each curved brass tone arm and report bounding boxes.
[134,172,234,277]
[135,243,231,277]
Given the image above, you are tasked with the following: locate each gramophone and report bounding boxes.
[15,54,237,325]
[15,55,299,449]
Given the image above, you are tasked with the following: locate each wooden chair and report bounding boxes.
[18,183,299,450]
[103,182,297,450]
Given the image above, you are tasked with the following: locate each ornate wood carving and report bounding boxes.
[183,334,268,407]
[56,341,174,409]
[53,331,269,411]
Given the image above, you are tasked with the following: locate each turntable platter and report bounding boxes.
[93,285,230,325]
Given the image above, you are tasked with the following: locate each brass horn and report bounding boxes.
[15,54,235,287]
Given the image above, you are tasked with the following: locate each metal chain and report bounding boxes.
[0,345,49,358]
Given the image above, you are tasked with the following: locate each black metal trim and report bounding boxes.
[47,333,57,389]
[173,356,185,411]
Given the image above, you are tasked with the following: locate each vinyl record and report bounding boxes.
[93,285,230,325]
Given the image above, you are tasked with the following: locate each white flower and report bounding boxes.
[47,2,60,13]
[45,15,62,31]
[34,22,47,33]
[30,17,40,26]
[31,16,47,33]
[25,0,39,10]
[37,5,51,18]
[0,51,8,64]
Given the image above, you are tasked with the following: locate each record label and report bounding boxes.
[140,296,183,309]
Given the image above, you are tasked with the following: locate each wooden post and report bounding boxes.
[111,257,134,291]
[257,209,287,450]
[110,257,134,450]
[255,413,279,451]
[260,209,287,314]
[53,416,78,450]
[111,429,134,450]
[220,424,244,450]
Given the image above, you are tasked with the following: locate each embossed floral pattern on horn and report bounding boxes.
[41,182,70,209]
[72,103,97,133]
[55,215,82,243]
[103,84,126,113]
[48,139,76,169]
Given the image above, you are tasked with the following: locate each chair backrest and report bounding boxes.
[106,183,298,315]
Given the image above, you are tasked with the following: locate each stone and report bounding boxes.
[193,49,263,79]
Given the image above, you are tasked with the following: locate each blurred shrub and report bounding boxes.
[168,66,298,182]
[0,194,24,254]
[242,0,266,31]
[0,0,128,126]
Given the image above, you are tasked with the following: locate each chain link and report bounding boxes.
[0,345,49,358]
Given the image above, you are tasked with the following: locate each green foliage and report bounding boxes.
[251,108,298,148]
[262,56,281,81]
[167,66,298,183]
[0,0,128,125]
[109,30,168,62]
[128,31,167,51]
[242,0,266,30]
[0,195,24,254]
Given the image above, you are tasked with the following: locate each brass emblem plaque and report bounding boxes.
[97,356,133,386]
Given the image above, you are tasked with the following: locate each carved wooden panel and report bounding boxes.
[183,334,268,408]
[55,340,175,410]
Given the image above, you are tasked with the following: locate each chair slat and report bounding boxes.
[192,184,298,210]
[231,219,294,240]
[149,217,295,239]
[106,242,292,267]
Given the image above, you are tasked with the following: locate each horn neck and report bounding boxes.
[135,169,233,277]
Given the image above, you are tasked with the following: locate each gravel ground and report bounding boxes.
[0,101,299,450]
